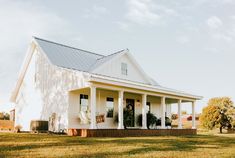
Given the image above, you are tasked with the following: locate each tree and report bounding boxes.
[0,112,4,120]
[0,112,10,120]
[171,114,178,120]
[200,97,235,133]
[181,111,187,115]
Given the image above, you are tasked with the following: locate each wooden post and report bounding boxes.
[178,99,182,129]
[142,94,147,129]
[161,97,166,129]
[90,86,96,129]
[118,90,124,129]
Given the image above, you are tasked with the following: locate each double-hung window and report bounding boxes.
[106,97,114,118]
[121,62,128,75]
[80,94,88,112]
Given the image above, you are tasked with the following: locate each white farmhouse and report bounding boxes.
[10,37,202,136]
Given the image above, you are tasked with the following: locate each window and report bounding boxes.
[121,62,128,75]
[146,102,151,113]
[106,97,114,118]
[80,94,88,112]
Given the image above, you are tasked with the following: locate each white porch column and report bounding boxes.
[118,90,124,129]
[142,94,147,129]
[161,97,166,129]
[192,101,196,129]
[177,99,182,129]
[90,86,97,129]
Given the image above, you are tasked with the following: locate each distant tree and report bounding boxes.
[4,113,10,120]
[200,97,235,133]
[0,112,10,120]
[0,112,4,120]
[171,114,178,120]
[181,111,187,115]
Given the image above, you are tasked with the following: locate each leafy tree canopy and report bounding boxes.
[0,112,10,120]
[200,97,235,133]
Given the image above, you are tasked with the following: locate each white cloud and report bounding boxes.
[212,33,233,42]
[115,21,130,31]
[83,5,108,19]
[126,0,160,25]
[205,47,219,54]
[122,0,179,28]
[207,16,223,29]
[177,36,190,44]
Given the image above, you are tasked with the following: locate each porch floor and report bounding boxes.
[68,129,197,137]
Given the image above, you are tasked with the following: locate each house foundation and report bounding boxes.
[67,129,197,137]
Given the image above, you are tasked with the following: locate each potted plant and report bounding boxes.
[156,117,172,126]
[114,107,134,129]
[137,112,157,129]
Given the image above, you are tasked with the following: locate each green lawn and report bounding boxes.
[0,132,235,158]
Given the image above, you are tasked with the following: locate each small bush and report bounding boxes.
[114,108,134,129]
[171,114,178,120]
[187,115,192,121]
[156,117,172,126]
[136,112,157,129]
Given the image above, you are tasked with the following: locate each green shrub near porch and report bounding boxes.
[136,112,157,129]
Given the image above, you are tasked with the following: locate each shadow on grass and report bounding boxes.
[0,133,235,157]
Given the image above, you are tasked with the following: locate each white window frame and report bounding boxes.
[106,97,114,118]
[80,94,89,112]
[121,62,128,75]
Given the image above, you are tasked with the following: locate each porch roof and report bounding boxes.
[88,74,202,100]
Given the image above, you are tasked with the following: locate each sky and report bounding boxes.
[0,0,235,113]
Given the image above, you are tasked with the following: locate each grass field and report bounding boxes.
[0,132,235,158]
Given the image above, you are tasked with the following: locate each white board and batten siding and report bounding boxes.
[67,89,172,129]
[14,42,172,131]
[93,53,151,84]
[15,47,89,131]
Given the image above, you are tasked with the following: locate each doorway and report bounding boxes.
[126,99,135,127]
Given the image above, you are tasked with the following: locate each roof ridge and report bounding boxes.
[97,49,126,61]
[33,36,105,57]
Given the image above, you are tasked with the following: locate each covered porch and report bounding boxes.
[67,79,199,136]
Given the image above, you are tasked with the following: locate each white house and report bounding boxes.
[10,37,202,134]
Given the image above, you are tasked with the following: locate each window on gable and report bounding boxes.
[80,94,89,112]
[106,97,114,118]
[121,62,128,75]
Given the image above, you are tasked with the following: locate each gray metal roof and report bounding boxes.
[34,37,123,72]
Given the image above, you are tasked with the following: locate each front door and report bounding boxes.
[126,99,135,127]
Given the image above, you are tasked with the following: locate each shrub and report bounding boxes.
[114,108,134,129]
[156,117,172,126]
[136,112,157,129]
[187,115,192,121]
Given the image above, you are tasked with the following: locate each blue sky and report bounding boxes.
[0,0,235,113]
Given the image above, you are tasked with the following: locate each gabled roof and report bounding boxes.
[10,37,202,102]
[34,37,159,86]
[34,37,125,72]
[88,49,126,71]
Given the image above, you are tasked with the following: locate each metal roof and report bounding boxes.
[34,37,123,72]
